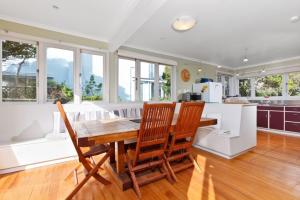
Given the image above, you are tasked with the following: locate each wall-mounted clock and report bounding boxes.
[181,69,190,82]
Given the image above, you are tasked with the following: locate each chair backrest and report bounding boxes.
[175,101,205,137]
[56,101,85,160]
[133,102,176,166]
[167,102,205,156]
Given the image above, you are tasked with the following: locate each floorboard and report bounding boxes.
[1,131,300,200]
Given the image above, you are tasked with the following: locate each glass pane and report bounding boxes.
[81,53,103,101]
[118,58,136,101]
[1,40,37,102]
[140,62,155,101]
[239,79,251,97]
[159,64,172,100]
[46,47,74,102]
[255,75,282,97]
[288,72,300,96]
[224,76,229,97]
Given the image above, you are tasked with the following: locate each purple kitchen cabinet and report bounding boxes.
[285,122,300,132]
[257,110,268,128]
[285,112,300,122]
[269,111,284,130]
[257,106,284,111]
[285,107,300,112]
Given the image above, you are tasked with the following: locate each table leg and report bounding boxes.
[109,142,115,164]
[116,141,125,173]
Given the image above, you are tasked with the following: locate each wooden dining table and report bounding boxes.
[75,116,217,190]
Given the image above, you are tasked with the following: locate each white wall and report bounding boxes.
[0,104,57,144]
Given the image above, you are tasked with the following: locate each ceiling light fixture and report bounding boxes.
[261,69,266,73]
[243,58,249,63]
[172,16,196,31]
[217,65,222,68]
[243,48,249,63]
[236,73,240,77]
[198,68,202,72]
[290,15,300,23]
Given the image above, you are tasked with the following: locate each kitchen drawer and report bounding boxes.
[285,122,300,132]
[285,107,300,112]
[257,106,284,111]
[285,112,300,122]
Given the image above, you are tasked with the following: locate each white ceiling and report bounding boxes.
[0,0,139,41]
[0,0,300,68]
[126,0,300,68]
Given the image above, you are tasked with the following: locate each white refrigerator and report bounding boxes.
[193,82,223,103]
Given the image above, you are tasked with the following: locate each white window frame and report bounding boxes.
[43,43,77,103]
[0,32,109,105]
[238,78,252,97]
[238,70,300,100]
[0,36,39,104]
[286,71,300,99]
[117,56,176,102]
[79,49,107,103]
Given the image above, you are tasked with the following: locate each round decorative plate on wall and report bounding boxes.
[181,69,190,82]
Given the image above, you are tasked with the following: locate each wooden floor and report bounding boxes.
[1,131,300,200]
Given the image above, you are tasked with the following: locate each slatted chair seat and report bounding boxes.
[165,102,205,181]
[126,102,176,198]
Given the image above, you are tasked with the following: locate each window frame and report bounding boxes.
[43,43,76,103]
[238,71,300,100]
[0,32,109,105]
[0,36,39,104]
[254,74,284,97]
[117,56,175,103]
[79,49,106,103]
[238,78,251,97]
[287,71,300,98]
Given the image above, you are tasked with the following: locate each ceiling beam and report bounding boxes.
[108,0,168,52]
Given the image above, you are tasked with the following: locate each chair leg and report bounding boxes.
[188,154,201,172]
[89,156,104,170]
[164,155,177,182]
[74,169,78,185]
[162,162,173,184]
[66,152,111,200]
[126,155,142,199]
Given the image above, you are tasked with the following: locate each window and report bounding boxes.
[159,64,172,100]
[140,61,155,101]
[239,79,251,97]
[288,72,300,96]
[81,52,104,101]
[217,73,231,97]
[1,40,37,102]
[255,74,283,97]
[46,47,74,102]
[118,58,136,102]
[118,57,174,102]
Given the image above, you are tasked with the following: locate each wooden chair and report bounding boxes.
[126,102,176,198]
[165,101,205,181]
[56,101,113,200]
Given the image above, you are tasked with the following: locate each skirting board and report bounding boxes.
[257,128,300,138]
[193,144,255,159]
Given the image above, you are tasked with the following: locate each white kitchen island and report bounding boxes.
[192,103,257,159]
